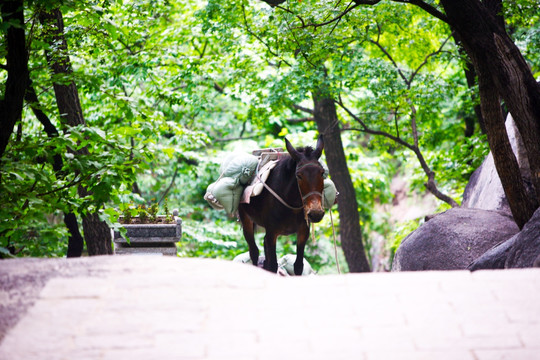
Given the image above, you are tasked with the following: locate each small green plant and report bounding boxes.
[138,204,149,224]
[149,201,159,223]
[118,199,175,224]
[119,202,136,224]
[164,198,172,222]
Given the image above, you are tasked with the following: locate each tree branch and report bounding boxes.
[25,84,58,137]
[287,116,315,123]
[242,3,292,67]
[336,95,459,207]
[367,25,409,85]
[215,134,262,142]
[25,84,63,172]
[36,174,89,197]
[275,4,306,28]
[392,0,449,23]
[407,33,453,85]
[292,1,366,30]
[292,103,314,114]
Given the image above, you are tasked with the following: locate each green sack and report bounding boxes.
[208,176,244,214]
[278,254,315,276]
[204,181,224,211]
[323,179,337,209]
[220,153,259,186]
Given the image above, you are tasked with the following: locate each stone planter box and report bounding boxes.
[113,216,182,256]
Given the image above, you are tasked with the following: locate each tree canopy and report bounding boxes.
[1,0,538,272]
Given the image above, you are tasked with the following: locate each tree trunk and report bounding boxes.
[0,0,29,159]
[64,213,85,257]
[440,0,540,226]
[39,8,112,255]
[476,71,536,229]
[83,213,112,255]
[312,91,371,272]
[26,84,85,257]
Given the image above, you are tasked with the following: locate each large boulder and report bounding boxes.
[392,208,519,271]
[469,207,540,269]
[462,113,533,215]
[505,207,540,268]
[467,235,519,270]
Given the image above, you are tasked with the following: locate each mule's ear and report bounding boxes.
[285,137,301,162]
[313,135,324,159]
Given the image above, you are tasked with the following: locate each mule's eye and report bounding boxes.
[296,174,303,180]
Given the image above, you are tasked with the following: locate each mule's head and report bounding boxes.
[285,136,325,223]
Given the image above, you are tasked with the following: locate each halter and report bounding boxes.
[256,160,324,212]
[295,162,324,203]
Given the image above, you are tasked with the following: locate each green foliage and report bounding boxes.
[179,218,247,259]
[137,205,148,224]
[388,218,422,266]
[120,203,135,224]
[148,203,159,223]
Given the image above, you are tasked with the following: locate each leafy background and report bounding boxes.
[1,0,538,272]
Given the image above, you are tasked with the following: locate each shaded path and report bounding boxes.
[1,256,539,359]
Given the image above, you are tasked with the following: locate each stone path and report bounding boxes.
[0,256,539,359]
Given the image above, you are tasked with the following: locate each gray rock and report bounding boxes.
[470,207,540,270]
[461,153,509,213]
[392,208,519,271]
[505,207,540,268]
[462,113,532,215]
[468,235,519,271]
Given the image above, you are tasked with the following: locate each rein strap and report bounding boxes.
[256,172,303,211]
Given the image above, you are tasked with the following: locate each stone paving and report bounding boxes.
[0,255,539,360]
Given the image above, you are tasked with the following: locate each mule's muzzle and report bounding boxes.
[307,209,325,223]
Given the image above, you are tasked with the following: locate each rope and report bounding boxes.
[310,208,341,274]
[255,168,303,211]
[329,209,341,274]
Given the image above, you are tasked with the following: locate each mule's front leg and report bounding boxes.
[294,222,310,275]
[238,206,259,267]
[263,232,279,273]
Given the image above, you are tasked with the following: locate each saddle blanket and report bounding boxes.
[241,159,278,204]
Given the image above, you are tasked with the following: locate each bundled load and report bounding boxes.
[204,150,338,215]
[204,152,259,214]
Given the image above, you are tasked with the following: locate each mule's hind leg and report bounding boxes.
[263,232,279,273]
[294,222,310,275]
[238,206,259,267]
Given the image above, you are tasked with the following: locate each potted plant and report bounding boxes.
[113,199,182,256]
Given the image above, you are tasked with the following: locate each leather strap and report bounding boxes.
[255,172,303,211]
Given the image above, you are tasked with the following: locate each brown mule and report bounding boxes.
[238,136,325,275]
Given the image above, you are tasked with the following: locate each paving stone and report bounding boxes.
[518,323,540,348]
[366,350,476,360]
[415,333,523,351]
[474,349,540,360]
